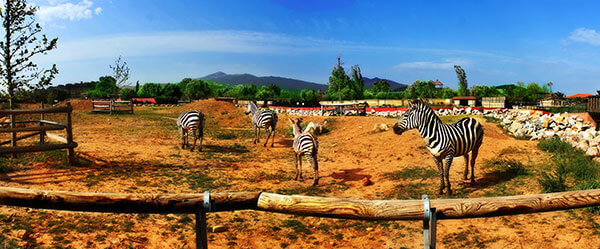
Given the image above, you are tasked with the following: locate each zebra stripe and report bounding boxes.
[289,118,319,186]
[246,101,278,147]
[393,100,484,195]
[177,110,205,151]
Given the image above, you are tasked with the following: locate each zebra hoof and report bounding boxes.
[470,179,476,185]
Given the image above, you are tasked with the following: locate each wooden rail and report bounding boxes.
[0,103,77,165]
[92,99,134,114]
[1,187,600,220]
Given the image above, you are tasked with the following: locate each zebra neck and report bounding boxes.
[416,113,442,142]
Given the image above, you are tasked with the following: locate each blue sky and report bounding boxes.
[30,0,600,94]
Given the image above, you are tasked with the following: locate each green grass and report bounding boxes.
[384,166,438,181]
[483,158,528,178]
[537,137,600,193]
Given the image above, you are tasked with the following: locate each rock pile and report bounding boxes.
[484,110,600,158]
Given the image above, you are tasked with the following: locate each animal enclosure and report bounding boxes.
[0,103,77,165]
[0,99,599,248]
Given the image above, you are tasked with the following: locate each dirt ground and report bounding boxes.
[1,99,600,248]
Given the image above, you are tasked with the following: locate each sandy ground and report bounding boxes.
[0,99,599,248]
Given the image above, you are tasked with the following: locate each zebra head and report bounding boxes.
[288,117,303,137]
[245,101,257,115]
[393,100,422,135]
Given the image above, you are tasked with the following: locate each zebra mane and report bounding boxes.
[410,99,442,123]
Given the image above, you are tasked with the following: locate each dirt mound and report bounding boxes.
[175,99,237,116]
[65,99,92,111]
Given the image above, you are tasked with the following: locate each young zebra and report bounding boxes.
[289,118,319,186]
[245,101,278,147]
[393,100,484,195]
[177,110,205,152]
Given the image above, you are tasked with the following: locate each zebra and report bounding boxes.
[392,100,484,195]
[177,110,205,152]
[245,101,278,147]
[289,118,319,186]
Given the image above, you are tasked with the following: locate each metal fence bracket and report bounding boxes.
[196,190,213,249]
[423,194,437,249]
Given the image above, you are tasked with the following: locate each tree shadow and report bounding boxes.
[329,168,372,182]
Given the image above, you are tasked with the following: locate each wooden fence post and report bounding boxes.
[40,102,45,143]
[66,102,75,165]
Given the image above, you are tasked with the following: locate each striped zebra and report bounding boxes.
[245,101,278,147]
[393,100,484,195]
[289,118,319,186]
[177,110,205,152]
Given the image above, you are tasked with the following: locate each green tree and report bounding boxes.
[326,56,352,101]
[87,76,117,99]
[454,65,468,96]
[119,88,137,100]
[439,87,457,99]
[162,84,182,99]
[184,80,210,100]
[0,0,58,109]
[405,80,436,99]
[137,83,163,98]
[350,65,364,99]
[300,89,319,103]
[373,79,391,93]
[135,81,140,93]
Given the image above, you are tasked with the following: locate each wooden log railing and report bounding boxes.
[1,187,600,219]
[2,187,600,248]
[0,103,77,165]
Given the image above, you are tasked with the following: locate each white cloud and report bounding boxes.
[393,59,468,70]
[568,27,600,46]
[37,0,101,24]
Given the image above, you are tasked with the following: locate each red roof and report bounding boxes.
[451,96,477,100]
[566,93,595,99]
[434,80,443,86]
[132,98,157,103]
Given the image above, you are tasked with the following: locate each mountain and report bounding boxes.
[199,72,408,91]
[200,72,328,91]
[362,77,408,90]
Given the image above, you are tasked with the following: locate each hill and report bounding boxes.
[200,72,407,91]
[200,72,328,91]
[363,77,408,90]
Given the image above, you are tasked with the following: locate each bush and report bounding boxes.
[538,162,568,193]
[119,88,137,100]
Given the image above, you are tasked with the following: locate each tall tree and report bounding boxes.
[373,79,390,93]
[327,56,351,101]
[454,65,468,96]
[110,55,130,89]
[350,65,364,99]
[0,0,58,109]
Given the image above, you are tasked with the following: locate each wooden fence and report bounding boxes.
[0,103,77,165]
[588,96,600,113]
[92,100,133,114]
[1,186,600,248]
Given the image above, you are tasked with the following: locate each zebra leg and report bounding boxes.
[294,154,299,180]
[263,128,270,147]
[199,134,203,152]
[190,131,197,152]
[179,128,185,149]
[298,155,304,181]
[271,125,276,147]
[470,147,480,185]
[444,155,454,195]
[253,126,258,144]
[312,154,319,186]
[434,158,444,195]
[257,127,261,144]
[463,154,470,180]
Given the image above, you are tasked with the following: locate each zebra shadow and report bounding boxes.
[456,169,522,194]
[201,145,250,154]
[329,168,372,182]
[277,139,294,147]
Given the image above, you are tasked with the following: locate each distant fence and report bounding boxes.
[1,186,600,248]
[588,96,600,113]
[92,100,133,114]
[0,103,77,165]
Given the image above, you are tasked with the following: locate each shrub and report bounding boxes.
[538,163,567,193]
[537,137,577,155]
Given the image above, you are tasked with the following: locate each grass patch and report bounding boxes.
[483,116,502,123]
[537,137,600,193]
[483,158,528,178]
[384,166,438,181]
[277,182,349,196]
[280,219,310,234]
